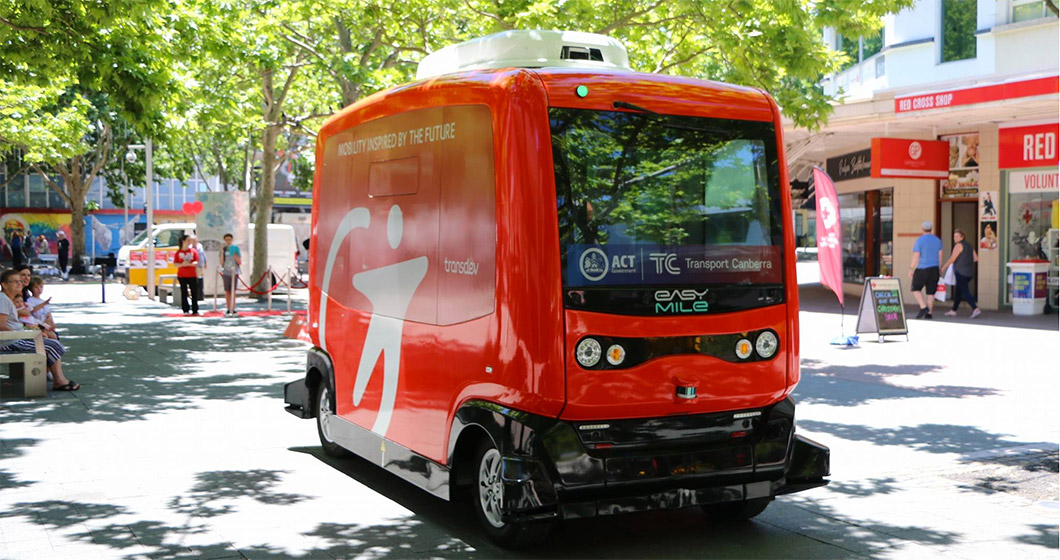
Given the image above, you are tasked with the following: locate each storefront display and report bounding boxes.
[1000,122,1059,306]
[941,133,980,199]
[838,188,893,284]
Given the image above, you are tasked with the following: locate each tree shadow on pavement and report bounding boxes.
[0,311,307,425]
[797,359,999,407]
[799,420,1059,468]
[281,446,972,559]
[1015,524,1060,549]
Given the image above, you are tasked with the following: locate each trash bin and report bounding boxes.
[1006,260,1050,315]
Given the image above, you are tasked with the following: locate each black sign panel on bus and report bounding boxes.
[856,277,908,336]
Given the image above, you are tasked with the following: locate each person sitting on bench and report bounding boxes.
[0,268,79,391]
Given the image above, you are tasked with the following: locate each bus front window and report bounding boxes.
[551,107,786,315]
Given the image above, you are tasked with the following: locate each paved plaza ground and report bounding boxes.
[0,275,1057,559]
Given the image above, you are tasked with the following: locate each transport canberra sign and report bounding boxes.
[895,75,1058,113]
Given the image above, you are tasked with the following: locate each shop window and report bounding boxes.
[2,174,25,207]
[838,188,894,283]
[28,174,49,208]
[941,0,977,63]
[1012,0,1051,23]
[1004,186,1058,303]
[838,192,867,283]
[837,28,884,71]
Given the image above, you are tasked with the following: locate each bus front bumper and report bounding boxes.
[494,398,829,522]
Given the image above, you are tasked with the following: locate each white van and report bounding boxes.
[116,222,196,278]
[120,222,298,296]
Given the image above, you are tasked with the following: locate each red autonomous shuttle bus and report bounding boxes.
[285,30,829,546]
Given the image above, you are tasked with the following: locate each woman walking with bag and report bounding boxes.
[174,234,200,316]
[942,229,981,318]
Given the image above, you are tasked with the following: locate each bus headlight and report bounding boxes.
[755,331,779,359]
[735,338,753,360]
[606,344,626,366]
[576,338,603,368]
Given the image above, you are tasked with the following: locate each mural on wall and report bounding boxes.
[1,212,141,262]
[1,213,72,260]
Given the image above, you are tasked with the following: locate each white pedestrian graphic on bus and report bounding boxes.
[318,204,427,437]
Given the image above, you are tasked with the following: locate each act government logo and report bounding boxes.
[579,248,609,281]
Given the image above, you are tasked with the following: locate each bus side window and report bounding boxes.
[437,105,496,325]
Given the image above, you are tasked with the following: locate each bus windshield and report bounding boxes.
[551,107,786,314]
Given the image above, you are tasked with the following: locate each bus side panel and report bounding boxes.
[310,72,566,464]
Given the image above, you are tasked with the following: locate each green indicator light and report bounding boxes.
[575,85,589,98]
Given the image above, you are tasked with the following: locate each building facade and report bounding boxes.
[787,0,1059,312]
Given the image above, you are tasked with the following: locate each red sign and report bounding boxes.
[813,167,844,306]
[895,75,1059,113]
[999,123,1059,169]
[870,138,950,179]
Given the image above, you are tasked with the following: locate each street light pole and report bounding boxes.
[146,139,155,301]
[127,139,155,300]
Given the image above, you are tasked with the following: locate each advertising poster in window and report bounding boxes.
[979,191,998,250]
[941,133,980,198]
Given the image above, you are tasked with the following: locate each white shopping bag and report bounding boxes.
[942,266,956,286]
[934,282,948,302]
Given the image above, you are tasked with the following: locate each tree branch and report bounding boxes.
[596,0,667,35]
[463,1,511,29]
[0,164,28,190]
[33,164,72,206]
[0,15,47,33]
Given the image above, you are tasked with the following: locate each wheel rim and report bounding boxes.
[318,385,335,443]
[478,447,505,528]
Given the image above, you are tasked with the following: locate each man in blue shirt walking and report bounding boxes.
[909,221,943,319]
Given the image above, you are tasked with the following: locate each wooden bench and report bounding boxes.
[158,274,179,305]
[0,330,47,398]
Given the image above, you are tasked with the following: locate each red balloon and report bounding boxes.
[182,202,194,214]
[192,200,204,213]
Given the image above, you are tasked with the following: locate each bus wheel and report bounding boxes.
[703,497,771,522]
[315,383,347,457]
[471,439,551,548]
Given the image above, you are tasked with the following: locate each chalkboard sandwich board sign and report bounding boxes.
[856,277,909,340]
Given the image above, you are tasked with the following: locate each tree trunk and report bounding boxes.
[251,124,281,297]
[65,159,90,275]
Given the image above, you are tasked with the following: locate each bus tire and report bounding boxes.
[703,497,771,522]
[471,439,551,548]
[315,383,348,457]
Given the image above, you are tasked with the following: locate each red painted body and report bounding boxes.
[309,68,801,465]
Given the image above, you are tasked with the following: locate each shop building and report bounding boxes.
[786,0,1058,311]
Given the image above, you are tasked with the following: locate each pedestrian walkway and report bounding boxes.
[1,281,1056,559]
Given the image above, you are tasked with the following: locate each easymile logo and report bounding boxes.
[579,248,609,281]
[654,288,709,313]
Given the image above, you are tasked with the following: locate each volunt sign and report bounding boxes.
[870,138,949,179]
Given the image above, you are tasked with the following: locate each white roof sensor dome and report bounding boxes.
[416,30,631,80]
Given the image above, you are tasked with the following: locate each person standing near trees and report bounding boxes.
[190,234,206,302]
[10,231,23,268]
[174,234,200,316]
[56,231,70,280]
[220,233,242,317]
